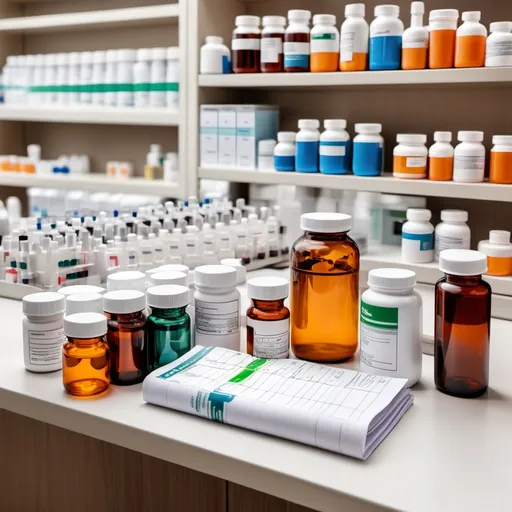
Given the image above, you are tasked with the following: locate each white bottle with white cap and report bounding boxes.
[30,54,45,106]
[486,22,512,67]
[200,36,231,74]
[150,47,167,108]
[435,210,471,260]
[194,264,240,350]
[166,46,179,109]
[68,52,81,105]
[107,270,146,293]
[104,49,117,107]
[22,291,66,372]
[55,53,69,105]
[340,3,369,70]
[65,292,104,316]
[134,48,151,108]
[116,49,136,107]
[402,1,428,69]
[258,139,277,170]
[43,53,57,104]
[478,230,512,276]
[401,208,434,263]
[360,268,422,387]
[79,51,94,104]
[91,50,106,106]
[453,131,486,183]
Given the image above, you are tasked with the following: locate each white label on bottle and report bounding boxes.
[486,41,512,58]
[403,37,428,49]
[340,28,368,62]
[232,39,260,51]
[247,318,289,359]
[406,156,427,168]
[28,327,66,366]
[435,233,470,259]
[261,37,282,63]
[283,42,310,56]
[195,299,239,336]
[453,154,485,181]
[311,33,339,54]
[320,145,346,156]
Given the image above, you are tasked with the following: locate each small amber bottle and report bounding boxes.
[63,312,109,397]
[261,15,286,73]
[435,249,491,398]
[284,10,312,72]
[232,15,261,73]
[103,290,147,385]
[247,276,290,359]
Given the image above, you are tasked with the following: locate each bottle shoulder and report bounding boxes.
[362,288,422,308]
[321,129,350,141]
[311,24,339,35]
[454,142,486,155]
[402,220,434,233]
[429,142,454,157]
[247,307,290,321]
[403,26,429,39]
[457,22,487,37]
[394,143,428,156]
[341,17,369,32]
[436,277,491,296]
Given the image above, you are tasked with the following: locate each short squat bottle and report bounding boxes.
[435,249,491,398]
[453,131,485,183]
[63,312,110,397]
[274,131,296,172]
[310,14,339,72]
[393,133,428,179]
[435,210,471,260]
[486,22,512,68]
[247,276,290,359]
[401,208,434,263]
[428,131,454,181]
[291,213,359,362]
[147,284,191,371]
[284,10,311,72]
[320,119,351,175]
[200,36,231,74]
[478,230,512,277]
[232,15,261,73]
[103,290,147,385]
[261,15,286,72]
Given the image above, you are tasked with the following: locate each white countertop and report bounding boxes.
[0,271,509,512]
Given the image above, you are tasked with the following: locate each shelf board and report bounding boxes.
[0,173,181,196]
[0,4,179,34]
[198,167,512,203]
[199,67,512,89]
[0,105,179,126]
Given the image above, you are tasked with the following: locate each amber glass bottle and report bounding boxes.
[103,290,147,385]
[291,213,359,362]
[261,16,286,73]
[284,10,312,72]
[63,312,109,397]
[435,249,491,398]
[232,15,261,73]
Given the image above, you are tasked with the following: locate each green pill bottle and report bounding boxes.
[147,284,191,371]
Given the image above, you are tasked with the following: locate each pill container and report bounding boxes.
[435,249,491,398]
[485,22,512,67]
[435,210,471,260]
[320,119,350,175]
[369,5,404,70]
[393,134,427,179]
[429,9,459,69]
[261,16,286,73]
[360,268,422,387]
[478,230,512,277]
[274,132,296,172]
[284,10,311,72]
[150,47,167,108]
[258,139,277,170]
[453,131,485,183]
[200,36,231,74]
[116,49,136,107]
[490,135,512,184]
[310,14,339,72]
[91,50,106,106]
[352,123,383,176]
[291,213,359,362]
[428,131,454,181]
[455,11,487,68]
[401,1,428,70]
[401,208,434,263]
[296,119,320,173]
[340,3,369,71]
[232,15,261,73]
[166,46,180,109]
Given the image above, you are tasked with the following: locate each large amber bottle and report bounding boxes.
[291,212,359,362]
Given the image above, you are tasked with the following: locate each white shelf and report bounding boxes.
[0,4,179,34]
[199,67,512,89]
[0,105,179,126]
[198,167,512,203]
[0,173,182,196]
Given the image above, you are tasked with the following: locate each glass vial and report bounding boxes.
[247,276,290,359]
[232,15,261,73]
[435,249,491,398]
[147,284,191,371]
[291,213,360,362]
[103,290,147,385]
[261,15,286,72]
[63,312,109,397]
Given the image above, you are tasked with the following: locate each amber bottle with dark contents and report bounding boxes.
[247,276,290,359]
[435,249,491,398]
[284,10,312,72]
[232,15,261,73]
[291,213,359,362]
[261,16,286,73]
[63,312,109,397]
[103,290,147,385]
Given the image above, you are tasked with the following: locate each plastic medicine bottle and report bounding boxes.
[435,249,491,398]
[401,208,434,263]
[310,14,339,72]
[296,119,320,173]
[261,16,286,73]
[200,36,231,74]
[55,53,69,105]
[453,131,485,183]
[428,131,454,181]
[194,265,240,350]
[103,290,147,385]
[284,10,311,72]
[134,48,151,108]
[43,53,57,105]
[274,131,296,172]
[63,312,109,397]
[79,51,93,105]
[401,1,428,70]
[291,213,359,362]
[67,52,81,105]
[116,49,136,107]
[104,49,117,107]
[247,276,290,359]
[369,5,404,71]
[360,268,422,387]
[490,135,512,184]
[429,9,459,69]
[91,50,106,106]
[455,11,487,68]
[393,134,427,179]
[150,47,167,108]
[22,291,66,373]
[340,3,369,71]
[478,230,512,277]
[485,22,512,68]
[352,123,384,176]
[320,119,350,175]
[166,46,180,109]
[258,139,276,170]
[147,284,191,370]
[435,210,471,260]
[232,15,261,73]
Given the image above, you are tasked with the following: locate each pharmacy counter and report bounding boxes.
[0,275,510,512]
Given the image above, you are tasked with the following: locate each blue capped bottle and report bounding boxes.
[320,119,351,174]
[296,119,320,173]
[370,5,404,70]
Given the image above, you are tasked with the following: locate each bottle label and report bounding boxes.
[406,156,427,168]
[320,141,349,174]
[274,154,295,171]
[296,140,319,172]
[435,233,470,259]
[486,41,512,59]
[320,140,347,156]
[311,33,339,53]
[222,55,231,74]
[28,326,66,367]
[403,36,428,49]
[195,298,239,336]
[284,42,310,68]
[402,231,434,251]
[261,37,283,63]
[232,39,260,51]
[247,318,289,359]
[369,35,402,69]
[453,154,485,181]
[340,29,369,62]
[360,301,398,371]
[352,141,383,176]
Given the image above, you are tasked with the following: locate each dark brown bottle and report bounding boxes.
[232,15,261,73]
[284,10,312,72]
[435,249,491,398]
[261,16,286,73]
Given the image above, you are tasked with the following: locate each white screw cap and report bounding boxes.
[439,249,487,276]
[147,271,188,287]
[324,119,347,130]
[262,16,286,26]
[66,293,103,316]
[235,15,260,26]
[313,14,336,25]
[107,271,146,293]
[492,135,512,146]
[490,22,512,33]
[194,265,237,288]
[64,312,107,339]
[248,276,289,301]
[103,290,145,314]
[375,5,400,17]
[58,285,105,297]
[287,10,312,22]
[462,11,481,22]
[489,230,511,244]
[277,131,296,143]
[355,123,382,134]
[146,284,190,309]
[368,268,416,290]
[440,209,468,223]
[434,131,452,143]
[23,292,65,317]
[458,131,484,142]
[298,119,320,130]
[301,212,352,233]
[406,208,431,221]
[397,134,427,144]
[345,3,365,18]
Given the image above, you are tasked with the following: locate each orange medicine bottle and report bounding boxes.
[490,136,512,184]
[478,231,512,277]
[428,131,454,181]
[455,11,487,68]
[429,9,459,69]
[291,213,359,362]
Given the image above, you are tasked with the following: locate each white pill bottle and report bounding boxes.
[401,208,434,263]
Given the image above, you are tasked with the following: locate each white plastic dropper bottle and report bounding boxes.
[401,1,428,70]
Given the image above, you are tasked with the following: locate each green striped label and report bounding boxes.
[361,301,398,329]
[312,33,337,40]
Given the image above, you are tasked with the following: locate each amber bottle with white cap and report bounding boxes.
[435,249,491,398]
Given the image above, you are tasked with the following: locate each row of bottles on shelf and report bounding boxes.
[201,3,512,74]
